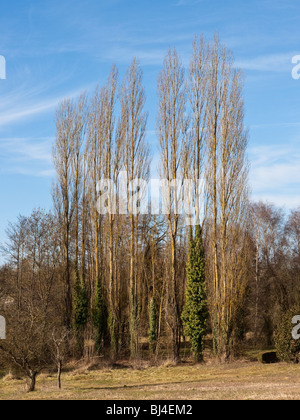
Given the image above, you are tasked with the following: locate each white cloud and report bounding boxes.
[249,144,300,208]
[251,193,300,209]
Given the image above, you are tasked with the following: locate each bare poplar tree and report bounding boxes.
[206,35,249,360]
[186,36,209,225]
[53,99,77,330]
[120,58,149,358]
[157,48,187,362]
[72,94,87,279]
[87,86,106,294]
[53,94,87,331]
[101,66,123,359]
[87,85,110,355]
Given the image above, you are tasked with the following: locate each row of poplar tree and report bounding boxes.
[50,34,249,363]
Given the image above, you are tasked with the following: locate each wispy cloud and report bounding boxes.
[0,136,55,177]
[0,99,60,127]
[175,0,205,5]
[251,122,300,129]
[249,144,300,208]
[0,137,53,162]
[0,84,91,128]
[237,53,295,72]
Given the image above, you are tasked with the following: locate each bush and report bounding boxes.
[274,306,300,363]
[258,351,278,364]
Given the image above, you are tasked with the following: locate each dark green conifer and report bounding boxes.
[182,225,208,362]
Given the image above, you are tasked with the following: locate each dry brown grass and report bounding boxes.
[0,360,299,400]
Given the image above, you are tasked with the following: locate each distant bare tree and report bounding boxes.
[0,210,60,392]
[51,328,69,389]
[250,202,288,347]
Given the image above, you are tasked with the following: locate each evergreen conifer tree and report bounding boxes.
[182,226,208,362]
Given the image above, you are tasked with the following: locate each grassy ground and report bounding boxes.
[0,359,300,400]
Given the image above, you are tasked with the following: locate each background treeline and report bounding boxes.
[0,35,299,391]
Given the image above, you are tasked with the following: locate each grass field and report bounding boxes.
[0,359,300,400]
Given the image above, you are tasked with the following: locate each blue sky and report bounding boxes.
[0,0,300,246]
